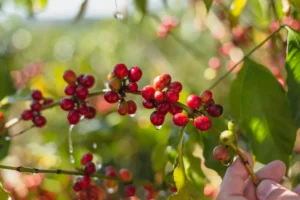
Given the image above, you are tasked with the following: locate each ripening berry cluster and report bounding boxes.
[21,90,53,127]
[104,64,141,116]
[73,152,96,192]
[141,73,183,127]
[157,16,179,38]
[60,70,97,125]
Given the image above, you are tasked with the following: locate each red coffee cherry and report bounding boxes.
[119,168,132,182]
[109,78,122,91]
[63,70,77,84]
[213,145,229,161]
[64,83,77,96]
[78,103,89,115]
[114,63,128,78]
[81,152,93,165]
[168,81,182,92]
[161,73,172,87]
[205,99,215,107]
[118,101,128,116]
[127,100,137,114]
[150,111,165,126]
[154,91,165,103]
[141,85,155,100]
[73,181,82,192]
[30,101,42,111]
[60,98,75,111]
[165,89,179,103]
[127,82,138,93]
[77,74,84,85]
[142,99,155,109]
[33,115,46,127]
[43,98,54,105]
[199,90,213,103]
[157,102,171,115]
[75,86,89,100]
[105,166,118,177]
[128,66,142,82]
[170,186,177,193]
[207,104,223,117]
[173,113,188,126]
[82,75,95,88]
[85,106,96,119]
[194,116,211,131]
[67,110,81,125]
[21,110,33,120]
[31,90,43,100]
[84,162,96,176]
[104,91,119,103]
[79,176,91,189]
[169,104,183,115]
[125,185,136,197]
[186,94,201,109]
[153,76,166,91]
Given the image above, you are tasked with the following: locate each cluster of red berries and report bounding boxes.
[141,73,183,127]
[185,90,223,131]
[73,152,96,192]
[157,16,179,38]
[60,70,97,125]
[104,64,141,116]
[21,90,53,127]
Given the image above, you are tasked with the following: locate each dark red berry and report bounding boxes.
[173,113,188,126]
[169,104,183,115]
[157,102,170,115]
[128,66,142,82]
[194,116,211,131]
[161,73,172,87]
[78,103,89,115]
[84,162,96,176]
[64,84,77,96]
[30,101,42,111]
[119,168,132,182]
[118,101,128,116]
[82,75,95,88]
[109,78,122,91]
[142,99,155,109]
[213,145,229,161]
[207,104,223,117]
[113,63,128,78]
[186,94,201,109]
[31,90,43,100]
[168,81,182,92]
[81,152,93,165]
[125,185,136,197]
[150,111,165,126]
[67,110,81,125]
[77,74,84,85]
[104,91,119,103]
[165,89,179,103]
[63,70,77,84]
[75,86,89,100]
[127,100,137,115]
[205,99,215,107]
[79,176,91,189]
[154,91,165,103]
[60,98,74,111]
[73,181,82,192]
[127,82,138,93]
[105,166,118,177]
[33,115,46,127]
[21,110,33,120]
[141,85,155,100]
[85,106,96,119]
[199,90,213,103]
[43,98,53,105]
[170,186,177,193]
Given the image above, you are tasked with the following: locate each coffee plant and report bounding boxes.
[0,0,299,199]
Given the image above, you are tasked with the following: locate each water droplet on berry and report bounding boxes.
[155,125,162,130]
[70,154,75,164]
[93,142,97,149]
[129,114,136,118]
[114,12,124,20]
[5,136,10,141]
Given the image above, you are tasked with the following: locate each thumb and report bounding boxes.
[257,180,299,200]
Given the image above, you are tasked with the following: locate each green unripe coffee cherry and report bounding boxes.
[227,121,235,132]
[219,130,235,145]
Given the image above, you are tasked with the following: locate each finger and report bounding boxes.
[244,160,286,200]
[292,185,300,195]
[217,152,253,200]
[256,180,299,200]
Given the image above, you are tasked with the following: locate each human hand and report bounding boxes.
[217,152,300,200]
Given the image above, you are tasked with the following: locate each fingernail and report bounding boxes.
[256,180,280,200]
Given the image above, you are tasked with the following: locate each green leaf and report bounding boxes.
[0,182,9,199]
[151,144,168,172]
[134,0,147,14]
[290,0,300,12]
[229,0,247,26]
[286,28,300,128]
[230,59,297,167]
[0,130,11,161]
[168,185,191,200]
[31,0,48,12]
[203,0,213,12]
[0,66,15,100]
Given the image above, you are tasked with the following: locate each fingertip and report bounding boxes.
[270,160,286,177]
[256,179,278,200]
